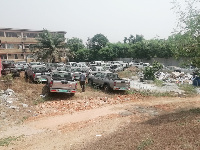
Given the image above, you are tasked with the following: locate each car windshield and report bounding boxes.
[32,67,47,72]
[52,72,72,80]
[71,68,81,72]
[57,67,66,71]
[107,73,119,79]
[30,62,41,65]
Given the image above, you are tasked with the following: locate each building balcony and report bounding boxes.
[0,48,32,54]
[0,37,37,43]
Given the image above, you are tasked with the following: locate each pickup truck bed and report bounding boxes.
[42,71,77,96]
[88,71,130,92]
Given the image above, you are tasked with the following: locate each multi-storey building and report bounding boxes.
[0,28,66,62]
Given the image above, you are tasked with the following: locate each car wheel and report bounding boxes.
[70,93,75,96]
[42,86,50,96]
[104,84,110,92]
[88,79,93,86]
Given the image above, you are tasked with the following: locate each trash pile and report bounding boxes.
[156,72,193,84]
[0,89,28,110]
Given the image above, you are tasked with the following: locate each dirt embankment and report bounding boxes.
[1,76,200,149]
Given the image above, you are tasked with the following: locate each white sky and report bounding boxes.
[0,0,178,44]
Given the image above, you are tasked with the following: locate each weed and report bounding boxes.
[22,116,28,121]
[137,138,154,150]
[33,97,46,105]
[0,136,21,146]
[153,79,163,87]
[189,108,200,114]
[178,84,197,96]
[127,89,172,97]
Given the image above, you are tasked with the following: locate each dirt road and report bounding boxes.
[1,95,200,150]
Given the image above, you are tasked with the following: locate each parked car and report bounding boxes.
[71,67,82,80]
[42,71,77,96]
[14,61,27,71]
[1,60,20,77]
[25,65,50,83]
[109,63,123,72]
[88,71,130,92]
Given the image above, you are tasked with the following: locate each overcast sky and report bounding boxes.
[0,0,178,43]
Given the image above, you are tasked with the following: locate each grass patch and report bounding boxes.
[137,138,154,150]
[0,136,22,146]
[178,84,197,96]
[127,89,172,97]
[33,97,46,105]
[153,79,163,87]
[189,108,200,114]
[118,67,139,79]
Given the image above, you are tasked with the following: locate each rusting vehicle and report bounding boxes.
[42,71,77,96]
[88,71,130,92]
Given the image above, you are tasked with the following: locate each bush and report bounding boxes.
[143,61,163,80]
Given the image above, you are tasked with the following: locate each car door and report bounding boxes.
[93,72,101,85]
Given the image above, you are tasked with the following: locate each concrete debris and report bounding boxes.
[155,72,193,84]
[22,104,29,108]
[4,89,15,96]
[0,89,22,110]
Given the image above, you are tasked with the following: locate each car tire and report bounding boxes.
[70,93,75,96]
[104,84,111,92]
[42,86,51,97]
[88,79,93,86]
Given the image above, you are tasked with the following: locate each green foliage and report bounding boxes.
[137,138,154,150]
[171,0,200,67]
[0,136,21,146]
[2,74,13,81]
[66,37,85,61]
[75,48,90,62]
[143,61,163,80]
[152,61,163,72]
[189,108,200,114]
[87,33,109,60]
[66,37,85,52]
[178,84,197,96]
[153,79,163,87]
[143,67,155,80]
[34,29,67,63]
[124,34,144,44]
[33,97,46,105]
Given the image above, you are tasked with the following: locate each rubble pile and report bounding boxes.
[0,89,20,110]
[33,94,143,116]
[156,72,193,84]
[0,88,30,112]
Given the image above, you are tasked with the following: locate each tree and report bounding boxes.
[171,0,200,67]
[66,37,85,61]
[143,61,163,80]
[33,29,67,63]
[123,34,144,44]
[87,33,109,60]
[75,48,90,62]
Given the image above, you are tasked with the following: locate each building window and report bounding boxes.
[23,33,38,38]
[8,54,11,56]
[21,54,24,56]
[1,54,7,59]
[0,31,4,37]
[0,43,6,49]
[18,44,22,49]
[7,44,14,49]
[24,44,30,49]
[15,54,18,59]
[5,32,18,37]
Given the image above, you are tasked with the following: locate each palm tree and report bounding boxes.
[33,29,67,63]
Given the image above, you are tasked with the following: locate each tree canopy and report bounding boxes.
[33,29,67,63]
[171,0,200,67]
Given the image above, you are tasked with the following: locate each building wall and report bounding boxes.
[115,57,188,67]
[0,28,66,62]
